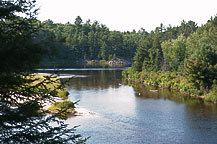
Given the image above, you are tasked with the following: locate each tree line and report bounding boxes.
[0,0,86,143]
[123,15,217,103]
[1,0,216,143]
[37,16,199,67]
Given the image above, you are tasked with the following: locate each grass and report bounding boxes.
[87,60,109,65]
[48,100,77,119]
[29,74,69,99]
[122,68,217,103]
[19,74,76,119]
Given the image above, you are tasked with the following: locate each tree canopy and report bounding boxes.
[0,0,86,143]
[124,15,217,102]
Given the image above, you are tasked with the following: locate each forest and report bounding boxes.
[37,16,200,67]
[1,0,217,143]
[0,1,86,143]
[123,15,217,103]
[37,16,137,67]
[37,15,217,102]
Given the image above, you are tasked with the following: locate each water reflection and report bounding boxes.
[126,80,217,113]
[65,70,122,91]
[41,69,217,144]
[124,80,217,144]
[66,71,137,117]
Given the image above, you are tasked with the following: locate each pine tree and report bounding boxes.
[0,0,86,143]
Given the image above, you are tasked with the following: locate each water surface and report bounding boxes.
[45,69,217,144]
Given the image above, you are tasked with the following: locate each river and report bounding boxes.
[40,68,217,144]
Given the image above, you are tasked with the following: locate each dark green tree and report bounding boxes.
[0,0,86,143]
[74,16,83,29]
[185,44,217,89]
[147,33,163,71]
[179,20,198,37]
[133,35,152,71]
[161,35,187,71]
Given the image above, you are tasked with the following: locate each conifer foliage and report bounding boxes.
[0,1,86,143]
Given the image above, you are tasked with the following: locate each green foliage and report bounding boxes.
[133,34,152,71]
[57,89,69,99]
[0,0,86,143]
[146,33,163,71]
[53,100,75,110]
[125,15,217,103]
[35,14,200,69]
[185,44,217,89]
[205,84,217,103]
[161,35,187,71]
[0,1,43,73]
[99,60,107,64]
[186,17,217,58]
[122,68,138,79]
[38,18,139,67]
[48,100,76,119]
[179,20,198,37]
[123,69,202,96]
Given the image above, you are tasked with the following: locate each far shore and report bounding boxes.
[126,78,206,99]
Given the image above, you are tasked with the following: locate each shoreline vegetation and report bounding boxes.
[35,15,217,105]
[124,74,205,99]
[87,58,131,67]
[29,74,69,99]
[122,16,217,104]
[30,74,78,118]
[122,68,216,104]
[2,0,216,142]
[40,58,131,69]
[1,1,87,143]
[35,14,217,105]
[34,74,97,118]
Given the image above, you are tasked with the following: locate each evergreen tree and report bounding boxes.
[0,0,86,143]
[133,35,152,71]
[147,33,163,71]
[161,35,187,71]
[185,44,217,89]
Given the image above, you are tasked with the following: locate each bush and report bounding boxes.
[205,84,217,103]
[30,74,69,99]
[123,68,206,97]
[99,60,108,64]
[48,100,76,119]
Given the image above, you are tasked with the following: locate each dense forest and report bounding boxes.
[123,15,217,103]
[0,0,86,143]
[2,0,217,143]
[37,16,138,67]
[37,16,199,67]
[37,15,217,102]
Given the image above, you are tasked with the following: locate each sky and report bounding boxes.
[36,0,217,32]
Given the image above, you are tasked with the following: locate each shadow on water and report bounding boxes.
[123,79,217,113]
[38,68,217,144]
[64,70,123,91]
[122,80,217,144]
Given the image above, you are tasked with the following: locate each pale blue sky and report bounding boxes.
[36,0,217,32]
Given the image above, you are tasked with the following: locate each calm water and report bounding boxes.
[44,68,217,144]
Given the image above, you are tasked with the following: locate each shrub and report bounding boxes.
[48,100,76,119]
[205,84,217,103]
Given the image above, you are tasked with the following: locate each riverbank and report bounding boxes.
[30,74,69,99]
[31,74,78,117]
[126,78,205,99]
[39,58,131,69]
[122,68,217,103]
[87,58,131,67]
[61,68,217,144]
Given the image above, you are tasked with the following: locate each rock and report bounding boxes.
[108,58,130,66]
[149,90,158,92]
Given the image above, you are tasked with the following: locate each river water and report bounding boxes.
[42,68,217,144]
